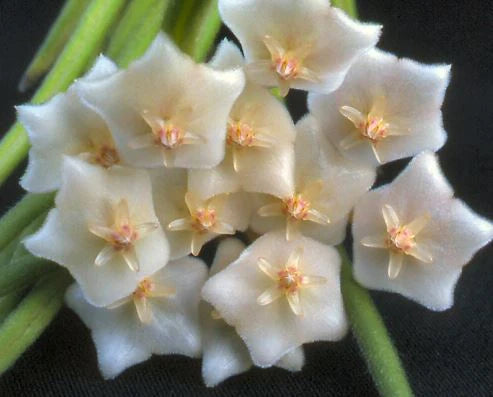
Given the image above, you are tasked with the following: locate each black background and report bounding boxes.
[0,0,492,396]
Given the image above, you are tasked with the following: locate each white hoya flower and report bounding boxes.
[219,0,381,96]
[308,49,451,167]
[151,169,250,259]
[201,238,305,387]
[78,33,245,169]
[202,230,347,367]
[251,115,375,243]
[188,39,296,199]
[65,256,207,379]
[18,55,121,193]
[25,157,169,307]
[352,152,493,311]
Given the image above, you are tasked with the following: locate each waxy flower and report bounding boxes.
[309,49,451,167]
[65,256,207,379]
[219,0,381,96]
[202,230,347,367]
[18,56,120,193]
[352,152,493,310]
[78,33,245,169]
[189,39,296,199]
[151,169,250,259]
[251,116,375,243]
[25,158,169,306]
[201,238,304,386]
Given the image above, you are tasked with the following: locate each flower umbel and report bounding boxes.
[257,247,327,316]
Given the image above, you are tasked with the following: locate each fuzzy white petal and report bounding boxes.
[26,158,169,306]
[210,38,245,70]
[353,152,493,310]
[219,0,381,93]
[65,256,206,379]
[79,33,245,169]
[309,49,450,167]
[202,230,347,367]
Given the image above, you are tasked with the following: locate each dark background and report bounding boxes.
[0,0,492,396]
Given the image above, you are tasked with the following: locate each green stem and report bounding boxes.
[10,211,48,262]
[19,0,92,92]
[0,193,54,252]
[106,0,160,61]
[182,0,221,62]
[115,0,171,68]
[0,290,25,325]
[171,0,198,47]
[0,0,127,188]
[332,0,359,18]
[0,270,72,375]
[339,247,413,397]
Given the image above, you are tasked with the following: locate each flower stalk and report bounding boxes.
[0,290,25,325]
[18,0,92,92]
[339,246,413,397]
[0,270,72,375]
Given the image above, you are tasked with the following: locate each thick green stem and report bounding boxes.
[339,247,413,397]
[0,0,127,187]
[0,290,25,325]
[19,0,92,92]
[171,0,198,47]
[106,0,161,61]
[115,0,171,68]
[0,270,72,375]
[10,211,48,262]
[182,0,221,62]
[0,193,54,252]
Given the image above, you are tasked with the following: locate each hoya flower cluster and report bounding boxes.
[19,0,492,385]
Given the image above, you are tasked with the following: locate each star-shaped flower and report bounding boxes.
[78,33,245,169]
[151,168,250,259]
[352,151,493,310]
[201,238,304,387]
[309,49,451,167]
[202,230,347,367]
[65,256,207,379]
[219,0,381,96]
[25,157,169,306]
[251,115,375,243]
[189,39,296,199]
[18,56,121,193]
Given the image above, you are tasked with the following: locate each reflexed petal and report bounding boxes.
[258,202,283,217]
[134,222,159,238]
[306,208,330,225]
[185,191,203,213]
[361,234,387,248]
[134,297,152,324]
[286,292,302,316]
[407,244,433,264]
[301,275,327,286]
[257,257,279,280]
[339,105,365,126]
[257,285,282,306]
[382,204,400,231]
[388,251,404,279]
[95,245,116,266]
[406,214,430,235]
[122,247,140,272]
[168,218,193,231]
[106,296,132,309]
[210,221,235,235]
[88,224,113,241]
[262,35,283,58]
[286,247,303,269]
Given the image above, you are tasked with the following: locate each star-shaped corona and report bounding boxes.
[256,247,327,316]
[361,204,432,279]
[88,199,159,272]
